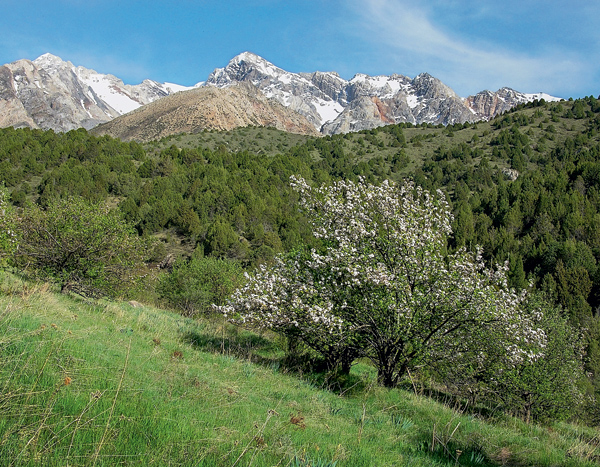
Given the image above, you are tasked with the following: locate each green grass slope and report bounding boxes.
[1,274,599,467]
[145,126,312,158]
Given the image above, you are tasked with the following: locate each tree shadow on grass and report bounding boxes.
[396,380,501,421]
[181,326,278,361]
[408,434,495,467]
[180,326,371,395]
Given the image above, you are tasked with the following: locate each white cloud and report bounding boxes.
[348,0,590,97]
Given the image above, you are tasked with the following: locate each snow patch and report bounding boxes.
[162,82,194,93]
[79,72,141,114]
[278,74,292,85]
[350,73,368,83]
[406,94,418,109]
[316,99,343,124]
[524,92,562,102]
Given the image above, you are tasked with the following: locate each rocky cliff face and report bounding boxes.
[91,83,319,142]
[464,88,557,118]
[0,54,194,132]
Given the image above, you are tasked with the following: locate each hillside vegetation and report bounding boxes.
[2,97,599,315]
[2,96,600,464]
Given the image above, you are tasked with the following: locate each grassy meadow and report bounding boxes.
[1,271,599,467]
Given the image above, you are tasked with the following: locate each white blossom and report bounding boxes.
[217,176,546,386]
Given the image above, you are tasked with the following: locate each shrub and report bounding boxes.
[14,196,150,298]
[158,255,244,317]
[0,185,18,265]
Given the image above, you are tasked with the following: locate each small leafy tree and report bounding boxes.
[14,196,150,298]
[219,177,546,387]
[488,294,585,422]
[433,292,586,421]
[157,255,244,317]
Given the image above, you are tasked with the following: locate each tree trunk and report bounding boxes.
[374,344,407,388]
[324,346,358,375]
[524,392,532,424]
[377,357,401,388]
[338,348,358,375]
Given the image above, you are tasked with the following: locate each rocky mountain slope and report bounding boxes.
[91,83,319,142]
[0,52,560,135]
[206,52,559,134]
[0,53,194,132]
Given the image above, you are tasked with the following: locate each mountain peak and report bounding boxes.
[413,72,436,82]
[0,53,195,132]
[348,73,385,84]
[35,52,62,61]
[225,51,283,78]
[230,51,264,64]
[227,52,279,72]
[33,53,68,68]
[207,51,293,93]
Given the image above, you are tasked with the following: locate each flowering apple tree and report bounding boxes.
[218,176,546,387]
[218,252,361,373]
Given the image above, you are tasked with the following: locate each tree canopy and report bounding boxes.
[219,177,546,387]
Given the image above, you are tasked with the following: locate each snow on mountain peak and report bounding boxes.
[33,53,65,65]
[231,51,263,64]
[350,73,369,82]
[525,92,561,102]
[33,53,72,74]
[227,51,288,81]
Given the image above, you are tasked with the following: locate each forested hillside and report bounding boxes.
[2,95,600,415]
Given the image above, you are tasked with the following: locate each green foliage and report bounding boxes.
[436,292,586,423]
[14,196,150,298]
[0,184,18,264]
[204,216,246,259]
[157,255,244,317]
[489,294,586,423]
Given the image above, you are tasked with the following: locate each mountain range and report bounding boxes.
[0,51,561,137]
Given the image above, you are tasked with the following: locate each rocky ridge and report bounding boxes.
[465,88,555,119]
[91,83,320,142]
[204,52,561,134]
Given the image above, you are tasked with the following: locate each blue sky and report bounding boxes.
[1,0,598,99]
